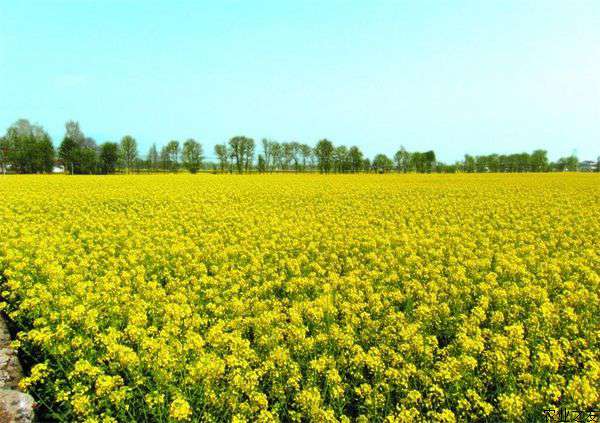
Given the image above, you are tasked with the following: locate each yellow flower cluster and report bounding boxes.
[0,173,598,422]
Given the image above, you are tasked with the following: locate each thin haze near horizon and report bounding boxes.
[1,1,599,163]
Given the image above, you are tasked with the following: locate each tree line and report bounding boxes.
[1,119,598,174]
[0,120,205,175]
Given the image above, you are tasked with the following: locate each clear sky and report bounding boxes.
[1,1,599,162]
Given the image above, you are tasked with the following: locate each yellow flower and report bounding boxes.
[498,393,524,420]
[169,397,192,421]
[95,375,123,397]
[72,394,92,416]
[0,173,597,421]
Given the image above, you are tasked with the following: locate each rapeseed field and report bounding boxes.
[0,174,598,422]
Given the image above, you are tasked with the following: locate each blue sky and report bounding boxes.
[1,1,599,162]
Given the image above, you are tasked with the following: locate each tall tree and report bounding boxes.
[59,136,78,174]
[182,138,204,173]
[119,135,138,173]
[423,151,436,173]
[463,154,476,173]
[281,142,295,171]
[530,149,549,172]
[349,146,363,173]
[4,119,54,173]
[373,154,393,173]
[290,142,301,171]
[65,120,85,146]
[299,144,313,171]
[271,142,282,171]
[147,144,159,171]
[214,144,229,172]
[99,142,119,174]
[33,131,55,173]
[58,120,90,174]
[159,146,171,171]
[314,139,334,173]
[228,136,254,173]
[165,140,180,172]
[242,137,255,172]
[410,152,424,173]
[79,147,98,174]
[554,155,578,171]
[394,146,410,173]
[487,154,500,172]
[517,152,531,172]
[228,137,244,173]
[362,158,371,173]
[333,145,350,172]
[257,154,266,173]
[261,139,274,171]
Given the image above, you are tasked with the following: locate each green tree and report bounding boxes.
[271,142,282,171]
[228,137,244,173]
[394,146,410,173]
[228,136,254,173]
[349,146,363,173]
[165,140,180,172]
[119,135,138,173]
[4,119,54,173]
[79,147,98,174]
[474,155,486,172]
[362,158,371,172]
[487,154,500,172]
[58,120,90,174]
[59,136,78,174]
[99,142,119,174]
[65,120,84,145]
[314,139,334,173]
[182,139,203,173]
[290,142,301,171]
[463,154,476,173]
[517,152,531,172]
[423,150,436,173]
[530,149,549,172]
[554,155,578,171]
[214,144,229,172]
[159,146,170,171]
[243,137,255,172]
[506,154,520,172]
[410,152,424,173]
[373,154,393,173]
[281,142,294,171]
[257,154,266,173]
[33,130,55,173]
[261,139,274,171]
[333,145,350,172]
[147,144,159,171]
[299,144,313,171]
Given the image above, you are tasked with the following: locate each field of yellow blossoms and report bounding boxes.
[0,173,598,422]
